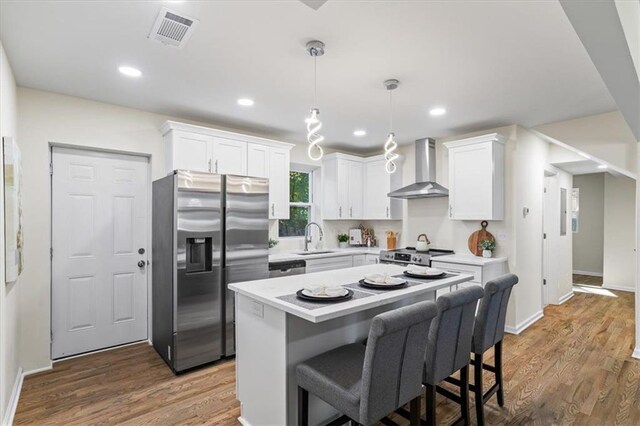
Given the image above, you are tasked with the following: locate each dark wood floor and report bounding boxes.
[16,289,638,425]
[573,274,603,286]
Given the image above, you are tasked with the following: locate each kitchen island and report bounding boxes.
[229,264,474,426]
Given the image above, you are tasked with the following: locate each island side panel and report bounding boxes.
[285,292,436,425]
[236,293,287,426]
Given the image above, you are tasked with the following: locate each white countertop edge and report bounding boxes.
[268,247,382,262]
[229,265,474,323]
[431,254,508,266]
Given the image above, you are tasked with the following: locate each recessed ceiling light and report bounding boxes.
[597,164,608,169]
[237,98,254,107]
[118,66,142,78]
[429,107,446,116]
[353,130,366,137]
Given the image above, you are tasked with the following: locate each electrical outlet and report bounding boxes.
[497,232,508,241]
[252,301,264,318]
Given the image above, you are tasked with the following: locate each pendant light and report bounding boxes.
[305,40,325,161]
[383,79,400,174]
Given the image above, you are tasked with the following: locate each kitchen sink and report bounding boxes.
[297,250,336,255]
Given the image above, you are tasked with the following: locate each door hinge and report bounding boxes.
[50,248,53,259]
[543,233,547,239]
[49,163,53,176]
[543,279,547,285]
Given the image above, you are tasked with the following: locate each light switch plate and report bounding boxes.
[252,301,264,318]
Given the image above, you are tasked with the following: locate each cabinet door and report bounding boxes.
[171,131,213,173]
[352,254,365,267]
[269,147,290,219]
[347,161,363,219]
[449,143,493,220]
[336,159,350,219]
[212,137,247,175]
[247,143,269,178]
[364,254,379,264]
[364,159,390,219]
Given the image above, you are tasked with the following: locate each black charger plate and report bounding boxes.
[358,279,408,289]
[296,289,354,302]
[403,271,446,279]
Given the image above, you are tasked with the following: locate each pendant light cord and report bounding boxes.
[389,89,393,133]
[313,54,318,107]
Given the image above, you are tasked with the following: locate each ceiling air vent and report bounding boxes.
[149,7,199,49]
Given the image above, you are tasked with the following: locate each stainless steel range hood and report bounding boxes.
[387,138,449,199]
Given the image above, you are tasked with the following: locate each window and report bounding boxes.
[571,188,579,233]
[279,171,312,237]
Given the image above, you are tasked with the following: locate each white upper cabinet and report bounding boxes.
[167,130,213,173]
[247,143,269,178]
[363,155,403,220]
[322,153,402,220]
[163,121,293,220]
[212,137,247,175]
[444,133,505,221]
[268,147,290,220]
[322,154,364,220]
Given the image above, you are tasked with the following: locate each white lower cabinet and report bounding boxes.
[431,255,508,297]
[305,256,354,273]
[364,254,379,265]
[352,254,366,267]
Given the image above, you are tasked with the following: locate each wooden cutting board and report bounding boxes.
[468,221,495,256]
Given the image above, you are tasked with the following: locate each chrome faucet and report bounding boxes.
[304,222,324,252]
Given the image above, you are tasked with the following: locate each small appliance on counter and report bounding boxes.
[349,228,363,246]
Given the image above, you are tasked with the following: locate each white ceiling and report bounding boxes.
[0,0,617,153]
[551,160,610,176]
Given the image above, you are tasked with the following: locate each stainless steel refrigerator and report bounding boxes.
[152,170,269,373]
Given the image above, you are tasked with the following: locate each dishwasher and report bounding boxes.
[268,259,306,278]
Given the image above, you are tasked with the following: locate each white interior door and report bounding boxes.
[542,175,559,307]
[52,147,149,359]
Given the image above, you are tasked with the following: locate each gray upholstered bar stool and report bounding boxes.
[469,273,518,426]
[423,286,484,426]
[296,300,438,426]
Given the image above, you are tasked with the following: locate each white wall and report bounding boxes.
[0,41,21,423]
[603,174,636,291]
[572,174,605,275]
[534,111,638,175]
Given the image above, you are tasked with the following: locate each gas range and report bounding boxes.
[379,247,455,266]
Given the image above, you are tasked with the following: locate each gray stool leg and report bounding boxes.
[474,353,485,426]
[460,365,470,425]
[425,384,436,426]
[495,341,504,407]
[298,386,309,426]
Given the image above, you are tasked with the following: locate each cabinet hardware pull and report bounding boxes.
[350,207,353,217]
[271,203,275,216]
[386,206,389,218]
[339,207,342,218]
[208,159,212,173]
[449,205,453,218]
[215,160,219,173]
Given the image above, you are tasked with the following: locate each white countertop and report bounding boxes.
[268,247,381,263]
[229,264,473,323]
[431,253,508,266]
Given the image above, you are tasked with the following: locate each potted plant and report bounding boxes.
[337,233,349,249]
[479,239,496,258]
[268,238,279,252]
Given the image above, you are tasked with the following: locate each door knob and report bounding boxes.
[138,260,146,268]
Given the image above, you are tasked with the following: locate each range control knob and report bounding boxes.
[412,256,418,261]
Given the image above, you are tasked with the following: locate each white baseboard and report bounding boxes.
[573,270,603,277]
[23,365,52,377]
[633,347,640,360]
[2,367,23,426]
[504,310,544,335]
[602,284,635,293]
[558,292,574,305]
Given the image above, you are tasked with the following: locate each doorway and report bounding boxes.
[51,147,150,359]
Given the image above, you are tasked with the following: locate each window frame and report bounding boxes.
[278,168,314,239]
